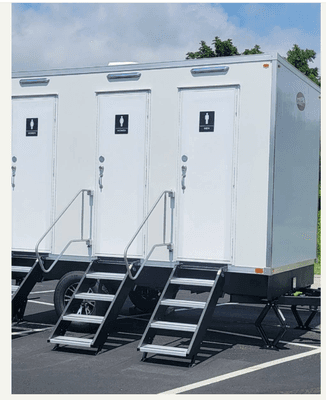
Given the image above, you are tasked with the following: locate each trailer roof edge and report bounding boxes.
[12,52,279,78]
[12,52,320,92]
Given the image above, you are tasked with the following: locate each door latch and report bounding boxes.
[181,165,187,193]
[11,166,16,190]
[99,166,104,191]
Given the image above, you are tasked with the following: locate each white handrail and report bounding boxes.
[124,190,175,280]
[35,189,94,273]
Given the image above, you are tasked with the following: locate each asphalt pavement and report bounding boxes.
[11,277,321,394]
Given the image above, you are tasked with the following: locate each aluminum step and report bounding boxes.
[49,336,93,347]
[75,292,115,302]
[161,299,206,309]
[151,321,197,332]
[11,285,19,292]
[170,277,215,287]
[139,344,188,357]
[12,266,32,273]
[63,314,104,324]
[86,272,125,281]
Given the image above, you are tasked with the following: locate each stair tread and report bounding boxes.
[151,320,197,332]
[49,336,93,347]
[161,299,206,308]
[86,272,125,281]
[12,266,32,273]
[170,277,215,287]
[12,285,19,292]
[75,292,115,301]
[139,344,188,357]
[63,314,104,324]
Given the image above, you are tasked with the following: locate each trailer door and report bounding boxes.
[12,96,57,252]
[177,87,237,262]
[95,91,149,257]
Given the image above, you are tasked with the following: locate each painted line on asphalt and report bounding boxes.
[30,290,55,294]
[28,300,54,306]
[12,327,52,336]
[158,348,321,395]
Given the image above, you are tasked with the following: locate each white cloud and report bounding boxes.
[12,3,321,72]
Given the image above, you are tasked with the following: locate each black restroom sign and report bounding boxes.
[199,111,215,132]
[115,114,129,134]
[26,118,38,136]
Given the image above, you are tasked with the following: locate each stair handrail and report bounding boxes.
[35,189,94,274]
[124,190,175,280]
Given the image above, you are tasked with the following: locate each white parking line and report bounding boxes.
[30,290,55,294]
[158,348,321,395]
[28,300,54,306]
[12,327,52,336]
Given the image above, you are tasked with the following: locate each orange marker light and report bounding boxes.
[255,268,264,274]
[263,64,269,68]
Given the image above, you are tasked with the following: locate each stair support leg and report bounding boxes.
[14,297,28,322]
[189,355,196,368]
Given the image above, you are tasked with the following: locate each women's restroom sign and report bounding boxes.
[115,114,129,134]
[199,111,215,132]
[26,118,38,136]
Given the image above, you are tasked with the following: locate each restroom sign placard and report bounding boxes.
[199,111,215,132]
[26,118,38,136]
[115,114,129,134]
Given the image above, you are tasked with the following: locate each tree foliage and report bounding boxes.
[242,45,263,55]
[212,36,239,57]
[186,37,261,59]
[286,44,320,86]
[186,38,320,86]
[187,36,241,59]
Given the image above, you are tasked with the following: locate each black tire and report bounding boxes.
[54,271,106,331]
[128,285,161,312]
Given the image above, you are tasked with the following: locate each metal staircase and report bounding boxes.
[12,189,94,322]
[138,265,226,366]
[12,259,44,321]
[48,190,176,353]
[48,261,136,353]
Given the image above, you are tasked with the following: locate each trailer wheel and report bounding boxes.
[54,272,106,330]
[128,286,161,312]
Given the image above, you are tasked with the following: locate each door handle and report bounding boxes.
[99,166,104,191]
[11,166,16,190]
[181,165,187,193]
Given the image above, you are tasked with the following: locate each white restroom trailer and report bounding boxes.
[12,52,320,315]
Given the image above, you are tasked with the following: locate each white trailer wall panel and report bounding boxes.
[12,53,320,277]
[271,63,320,269]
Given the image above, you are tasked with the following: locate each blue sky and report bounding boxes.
[12,3,321,72]
[220,3,320,36]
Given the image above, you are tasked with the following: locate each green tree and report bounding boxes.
[186,40,320,87]
[242,44,263,55]
[186,40,216,59]
[186,37,262,59]
[286,44,320,86]
[212,36,239,57]
[186,36,240,59]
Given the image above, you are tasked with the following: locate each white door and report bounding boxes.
[177,87,237,262]
[95,91,149,257]
[12,96,57,252]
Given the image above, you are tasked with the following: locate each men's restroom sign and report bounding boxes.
[199,111,215,132]
[115,114,129,134]
[26,118,38,136]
